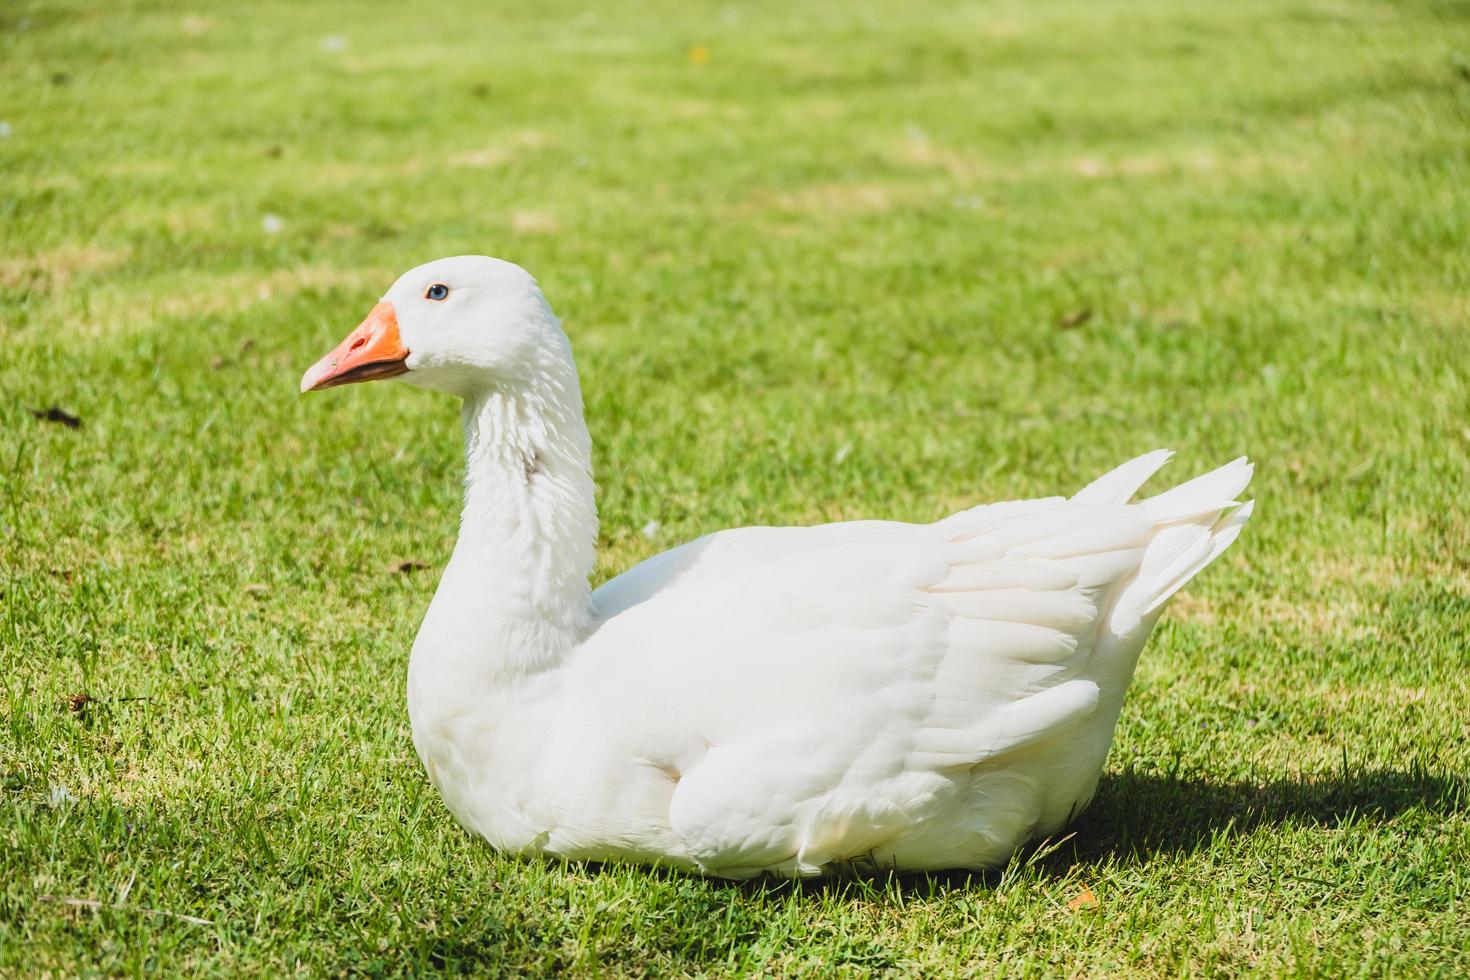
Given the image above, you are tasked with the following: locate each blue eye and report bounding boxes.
[426,283,450,301]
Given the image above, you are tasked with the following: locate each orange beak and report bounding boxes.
[299,302,411,393]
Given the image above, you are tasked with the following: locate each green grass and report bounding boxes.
[3,0,1469,973]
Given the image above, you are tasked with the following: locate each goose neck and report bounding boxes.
[415,375,598,680]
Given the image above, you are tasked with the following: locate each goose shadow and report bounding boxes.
[420,767,1462,968]
[735,764,1466,898]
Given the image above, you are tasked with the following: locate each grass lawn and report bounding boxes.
[4,0,1470,973]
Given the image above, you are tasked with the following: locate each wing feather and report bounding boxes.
[579,453,1251,873]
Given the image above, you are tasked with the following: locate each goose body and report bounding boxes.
[302,255,1253,877]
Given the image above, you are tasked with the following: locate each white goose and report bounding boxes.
[301,255,1253,877]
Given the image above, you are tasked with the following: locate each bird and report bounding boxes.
[300,255,1253,878]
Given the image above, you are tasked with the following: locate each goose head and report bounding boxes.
[300,255,569,399]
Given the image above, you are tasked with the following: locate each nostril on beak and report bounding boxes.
[350,337,367,352]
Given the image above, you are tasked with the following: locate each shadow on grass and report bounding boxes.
[735,764,1466,898]
[1067,764,1461,859]
[406,767,1464,969]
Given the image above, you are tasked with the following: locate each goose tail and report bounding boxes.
[1078,452,1255,635]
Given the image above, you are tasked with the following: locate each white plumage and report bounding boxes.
[302,255,1254,877]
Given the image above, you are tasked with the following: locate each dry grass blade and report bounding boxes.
[37,895,212,927]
